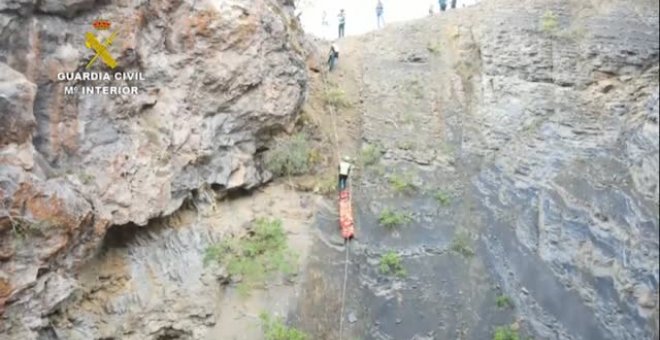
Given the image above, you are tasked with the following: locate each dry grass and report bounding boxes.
[323,86,352,109]
[265,133,316,177]
[360,143,382,167]
[451,231,475,258]
[204,218,297,297]
[378,208,413,229]
[388,172,417,193]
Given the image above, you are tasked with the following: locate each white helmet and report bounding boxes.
[342,155,351,162]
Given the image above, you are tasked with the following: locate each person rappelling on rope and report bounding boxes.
[338,156,353,190]
[328,42,340,72]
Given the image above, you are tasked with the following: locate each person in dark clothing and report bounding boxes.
[338,9,346,38]
[451,0,457,9]
[328,43,339,71]
[439,0,447,11]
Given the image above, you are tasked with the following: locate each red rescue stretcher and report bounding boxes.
[339,189,354,240]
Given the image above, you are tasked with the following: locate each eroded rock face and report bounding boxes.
[459,1,659,338]
[2,0,307,227]
[310,0,658,339]
[0,64,37,148]
[0,0,307,337]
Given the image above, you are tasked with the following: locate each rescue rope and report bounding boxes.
[322,47,359,340]
[338,239,350,340]
[325,84,341,163]
[323,56,352,340]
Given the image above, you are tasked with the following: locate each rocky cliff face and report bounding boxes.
[294,0,659,339]
[462,1,659,337]
[1,0,658,339]
[0,0,308,337]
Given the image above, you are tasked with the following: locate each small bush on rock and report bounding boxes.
[433,190,451,206]
[378,208,413,229]
[493,325,520,340]
[323,86,352,108]
[360,143,382,167]
[204,218,297,296]
[260,312,309,340]
[266,133,314,177]
[379,251,406,277]
[541,10,559,34]
[388,172,417,193]
[451,231,475,258]
[496,294,514,309]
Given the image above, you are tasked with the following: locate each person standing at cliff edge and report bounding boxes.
[376,0,385,29]
[338,9,346,38]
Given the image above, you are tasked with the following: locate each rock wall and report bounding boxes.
[0,0,308,337]
[460,0,659,338]
[314,0,658,338]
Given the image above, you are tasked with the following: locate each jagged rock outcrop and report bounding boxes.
[0,0,308,337]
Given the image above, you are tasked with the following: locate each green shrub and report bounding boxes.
[450,231,474,258]
[378,208,412,229]
[360,144,382,167]
[433,190,451,206]
[493,325,520,340]
[388,172,416,193]
[204,218,297,296]
[323,86,352,108]
[379,251,406,277]
[541,10,559,34]
[260,312,309,340]
[266,133,314,177]
[496,295,514,309]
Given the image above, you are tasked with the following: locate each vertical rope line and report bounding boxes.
[338,240,350,340]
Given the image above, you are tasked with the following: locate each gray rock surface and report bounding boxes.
[0,0,35,15]
[36,0,96,17]
[296,0,659,339]
[1,0,308,337]
[0,63,37,147]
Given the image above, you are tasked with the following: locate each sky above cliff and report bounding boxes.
[298,0,482,39]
